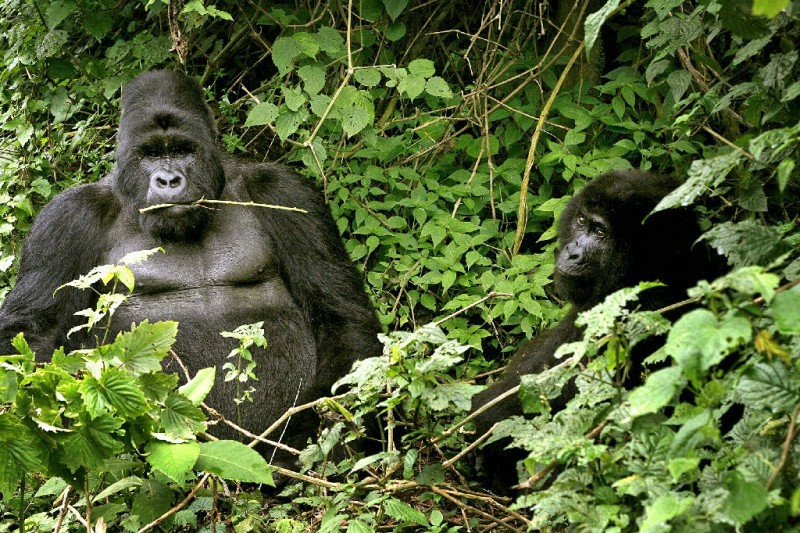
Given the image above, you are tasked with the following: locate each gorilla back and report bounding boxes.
[0,70,382,464]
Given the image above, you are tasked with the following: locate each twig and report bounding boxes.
[430,485,527,532]
[766,403,800,490]
[250,393,349,447]
[512,40,585,256]
[433,291,514,327]
[139,198,307,214]
[137,473,211,533]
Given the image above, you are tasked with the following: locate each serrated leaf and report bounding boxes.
[721,471,768,525]
[340,106,371,137]
[702,220,784,269]
[46,0,76,28]
[293,31,320,58]
[383,498,428,526]
[178,367,216,406]
[244,102,279,127]
[272,36,303,76]
[145,441,200,484]
[425,76,452,98]
[298,64,326,96]
[160,393,206,439]
[275,108,307,141]
[628,366,685,418]
[354,67,382,87]
[407,58,435,78]
[666,310,752,381]
[110,320,177,375]
[382,0,410,21]
[653,151,742,212]
[316,26,344,55]
[771,285,800,334]
[92,476,142,502]
[667,69,692,102]
[282,86,307,112]
[0,414,44,496]
[100,367,148,418]
[62,414,124,472]
[584,0,621,56]
[737,361,800,412]
[196,441,274,485]
[83,11,112,39]
[752,0,789,18]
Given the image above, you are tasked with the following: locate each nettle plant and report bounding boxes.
[0,251,273,531]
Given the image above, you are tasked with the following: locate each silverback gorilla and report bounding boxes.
[0,70,382,466]
[471,170,721,489]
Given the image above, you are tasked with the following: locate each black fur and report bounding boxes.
[470,170,720,490]
[0,70,382,467]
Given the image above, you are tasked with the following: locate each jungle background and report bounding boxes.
[1,0,799,531]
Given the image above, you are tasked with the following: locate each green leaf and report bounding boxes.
[737,362,800,413]
[752,0,789,18]
[653,152,742,212]
[425,76,452,99]
[293,31,320,58]
[145,441,200,484]
[398,74,426,100]
[776,158,794,192]
[274,108,308,141]
[62,414,124,472]
[641,494,693,531]
[316,26,345,55]
[354,67,382,87]
[771,285,800,334]
[298,64,326,96]
[160,393,206,439]
[383,498,428,526]
[340,106,372,137]
[721,471,768,525]
[244,102,279,127]
[179,367,216,405]
[100,367,148,418]
[196,441,274,485]
[282,86,307,112]
[382,0,410,21]
[666,310,752,381]
[0,414,44,497]
[667,69,692,102]
[83,11,113,39]
[407,58,435,78]
[703,221,785,269]
[46,0,77,28]
[584,0,621,56]
[111,320,177,375]
[628,367,686,418]
[272,36,303,76]
[346,519,374,533]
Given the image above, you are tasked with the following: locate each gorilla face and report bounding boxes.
[114,71,225,241]
[552,170,690,309]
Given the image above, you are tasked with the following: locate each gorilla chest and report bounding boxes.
[104,207,288,325]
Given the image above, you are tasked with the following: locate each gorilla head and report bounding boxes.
[554,170,706,309]
[114,70,225,241]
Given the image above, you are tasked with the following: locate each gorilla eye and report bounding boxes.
[576,215,587,226]
[140,145,161,158]
[171,142,194,156]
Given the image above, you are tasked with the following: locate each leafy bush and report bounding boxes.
[0,0,799,530]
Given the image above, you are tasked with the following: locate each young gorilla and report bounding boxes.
[471,170,720,489]
[0,70,382,468]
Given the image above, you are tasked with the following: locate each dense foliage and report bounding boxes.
[0,0,798,530]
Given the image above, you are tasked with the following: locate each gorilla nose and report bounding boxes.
[150,171,186,197]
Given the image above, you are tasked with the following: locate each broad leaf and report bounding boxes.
[195,441,274,485]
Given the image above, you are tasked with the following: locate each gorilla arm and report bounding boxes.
[0,183,116,357]
[471,308,582,436]
[244,163,383,393]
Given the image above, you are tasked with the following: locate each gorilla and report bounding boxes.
[0,70,382,467]
[471,170,721,489]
